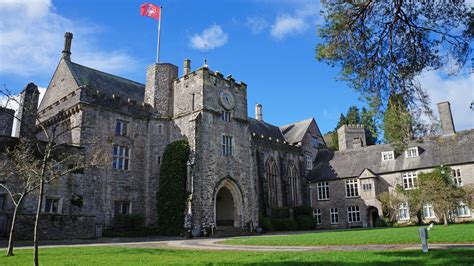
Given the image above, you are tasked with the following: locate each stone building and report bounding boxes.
[309,103,474,229]
[0,32,472,239]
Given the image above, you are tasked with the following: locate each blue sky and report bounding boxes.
[1,0,472,134]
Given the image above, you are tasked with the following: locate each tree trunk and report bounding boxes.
[6,195,24,257]
[33,180,44,266]
[443,212,448,226]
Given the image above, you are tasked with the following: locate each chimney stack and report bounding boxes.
[62,32,73,61]
[15,83,40,138]
[255,103,263,121]
[437,101,456,135]
[183,59,191,76]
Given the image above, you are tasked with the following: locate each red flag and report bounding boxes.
[140,3,160,20]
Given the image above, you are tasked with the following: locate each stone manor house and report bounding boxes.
[0,33,472,239]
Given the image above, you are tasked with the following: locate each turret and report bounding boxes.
[15,82,40,138]
[144,63,178,117]
[337,124,366,151]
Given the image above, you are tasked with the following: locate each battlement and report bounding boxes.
[337,124,366,151]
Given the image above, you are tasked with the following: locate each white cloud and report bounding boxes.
[246,16,269,35]
[271,15,307,39]
[0,0,138,78]
[189,25,228,51]
[418,70,474,131]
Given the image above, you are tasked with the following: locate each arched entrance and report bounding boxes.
[216,187,234,226]
[367,206,379,227]
[214,178,243,229]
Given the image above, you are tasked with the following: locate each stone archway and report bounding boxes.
[214,178,243,229]
[367,206,379,227]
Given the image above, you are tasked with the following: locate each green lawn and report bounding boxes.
[224,223,474,246]
[0,246,473,265]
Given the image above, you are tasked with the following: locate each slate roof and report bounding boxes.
[248,117,286,140]
[310,129,474,181]
[67,61,145,101]
[279,118,314,144]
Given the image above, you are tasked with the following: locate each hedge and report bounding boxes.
[156,140,190,235]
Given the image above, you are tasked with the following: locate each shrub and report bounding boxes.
[270,218,298,231]
[293,206,313,217]
[156,140,190,235]
[112,214,145,232]
[259,216,272,232]
[295,215,316,230]
[271,207,291,218]
[375,216,394,227]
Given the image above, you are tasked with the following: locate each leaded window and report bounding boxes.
[288,162,299,207]
[345,179,359,198]
[347,206,361,223]
[317,181,329,200]
[266,158,279,207]
[112,145,130,170]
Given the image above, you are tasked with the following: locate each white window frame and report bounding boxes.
[457,202,471,217]
[221,110,231,122]
[317,181,330,200]
[305,154,312,170]
[399,202,410,220]
[112,145,130,170]
[347,206,361,223]
[115,119,128,136]
[423,204,436,219]
[114,201,132,216]
[402,172,417,190]
[313,209,322,225]
[405,147,419,158]
[362,183,372,192]
[452,169,463,187]
[381,151,394,161]
[345,179,359,198]
[222,135,233,156]
[330,208,339,224]
[44,197,61,214]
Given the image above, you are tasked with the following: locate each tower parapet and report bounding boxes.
[337,124,366,151]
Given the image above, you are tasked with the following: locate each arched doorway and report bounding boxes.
[216,187,234,226]
[367,206,379,227]
[214,178,243,229]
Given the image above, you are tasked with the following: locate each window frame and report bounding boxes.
[44,197,61,214]
[402,171,417,190]
[347,206,361,223]
[345,179,359,198]
[221,110,231,122]
[112,145,130,170]
[317,181,330,201]
[305,154,312,170]
[330,208,339,224]
[452,169,463,187]
[381,151,394,161]
[423,204,436,219]
[115,119,128,136]
[399,202,410,220]
[114,201,132,216]
[456,202,471,217]
[313,209,322,225]
[222,135,233,156]
[405,147,419,158]
[362,183,372,192]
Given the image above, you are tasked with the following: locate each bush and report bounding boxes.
[112,214,145,232]
[270,218,298,231]
[295,215,316,230]
[375,216,394,227]
[259,216,272,232]
[293,206,313,217]
[156,140,190,235]
[271,207,291,218]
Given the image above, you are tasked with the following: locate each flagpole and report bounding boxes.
[156,6,162,63]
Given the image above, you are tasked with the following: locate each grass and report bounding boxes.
[0,246,473,265]
[224,223,474,246]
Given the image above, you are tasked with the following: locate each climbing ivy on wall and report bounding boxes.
[156,140,190,235]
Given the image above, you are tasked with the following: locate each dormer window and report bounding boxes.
[405,147,419,158]
[381,151,394,161]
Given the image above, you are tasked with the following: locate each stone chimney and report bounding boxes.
[183,59,191,76]
[0,107,15,136]
[62,32,73,61]
[337,124,366,151]
[255,103,263,121]
[144,63,178,118]
[15,83,40,138]
[437,101,456,135]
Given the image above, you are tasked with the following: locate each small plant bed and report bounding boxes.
[1,246,473,265]
[224,223,474,246]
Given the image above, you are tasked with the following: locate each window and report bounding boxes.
[311,137,319,148]
[313,209,322,225]
[381,151,394,161]
[288,162,299,207]
[347,206,361,223]
[222,135,233,156]
[457,202,470,217]
[399,202,410,220]
[452,169,463,187]
[115,120,128,136]
[112,145,130,170]
[114,201,131,215]
[402,172,417,190]
[405,147,419,158]
[265,158,279,207]
[44,197,60,214]
[305,154,312,170]
[330,208,339,224]
[221,111,231,122]
[423,204,435,218]
[157,124,163,134]
[317,181,330,200]
[345,179,359,198]
[362,183,372,192]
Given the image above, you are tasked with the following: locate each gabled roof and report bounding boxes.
[67,61,145,101]
[310,129,474,181]
[248,117,285,140]
[279,118,313,144]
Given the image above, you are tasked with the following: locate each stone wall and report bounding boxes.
[0,107,14,136]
